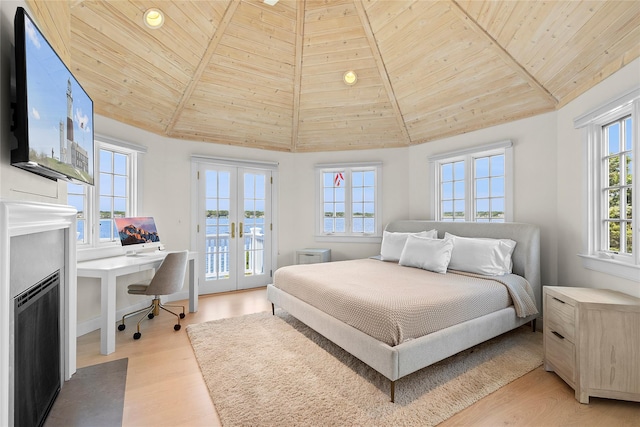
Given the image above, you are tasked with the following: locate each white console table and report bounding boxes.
[77,251,198,355]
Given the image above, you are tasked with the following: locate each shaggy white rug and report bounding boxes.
[187,311,542,426]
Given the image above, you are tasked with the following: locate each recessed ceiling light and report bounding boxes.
[144,8,164,29]
[264,0,279,5]
[343,70,357,85]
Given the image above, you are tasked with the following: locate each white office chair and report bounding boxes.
[117,250,188,340]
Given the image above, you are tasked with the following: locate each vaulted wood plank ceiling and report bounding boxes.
[28,0,640,152]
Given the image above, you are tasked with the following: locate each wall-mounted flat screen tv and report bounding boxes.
[11,7,94,185]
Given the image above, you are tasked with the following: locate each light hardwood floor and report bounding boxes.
[77,288,640,426]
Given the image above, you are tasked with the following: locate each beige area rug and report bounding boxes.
[187,311,542,426]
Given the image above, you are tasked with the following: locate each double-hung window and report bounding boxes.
[67,136,145,258]
[429,141,513,222]
[575,89,639,280]
[98,147,131,242]
[316,162,382,242]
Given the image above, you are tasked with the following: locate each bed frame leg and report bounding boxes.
[271,303,275,315]
[531,318,537,332]
[390,380,395,403]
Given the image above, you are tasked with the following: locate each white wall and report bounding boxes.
[282,148,411,262]
[2,0,639,328]
[556,58,640,297]
[407,112,559,287]
[0,1,68,203]
[72,118,412,328]
[95,116,411,264]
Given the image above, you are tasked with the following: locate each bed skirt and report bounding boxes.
[267,284,536,383]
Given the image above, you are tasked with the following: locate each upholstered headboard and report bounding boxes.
[384,220,542,313]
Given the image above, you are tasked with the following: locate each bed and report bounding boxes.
[266,220,541,402]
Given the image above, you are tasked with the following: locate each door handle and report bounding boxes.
[231,222,235,239]
[239,222,243,238]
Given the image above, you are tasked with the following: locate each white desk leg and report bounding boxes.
[101,272,117,355]
[189,257,198,313]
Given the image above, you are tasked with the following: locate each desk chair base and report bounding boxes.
[118,297,186,340]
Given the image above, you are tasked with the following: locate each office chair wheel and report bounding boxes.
[148,313,154,319]
[180,313,185,319]
[174,324,181,331]
[118,324,125,331]
[133,332,141,340]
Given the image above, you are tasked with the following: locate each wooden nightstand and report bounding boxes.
[543,286,640,404]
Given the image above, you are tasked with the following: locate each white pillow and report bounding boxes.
[445,232,516,276]
[399,235,453,274]
[380,229,437,262]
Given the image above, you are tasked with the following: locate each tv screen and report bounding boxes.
[11,7,94,185]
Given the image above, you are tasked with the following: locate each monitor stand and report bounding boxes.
[124,244,164,257]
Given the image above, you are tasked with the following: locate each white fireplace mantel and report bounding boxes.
[0,200,77,426]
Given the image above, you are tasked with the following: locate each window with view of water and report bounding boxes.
[431,141,512,223]
[440,161,465,221]
[243,173,266,275]
[99,149,128,241]
[317,163,381,239]
[474,154,505,222]
[195,158,274,293]
[351,170,376,233]
[205,170,231,280]
[67,183,87,243]
[323,171,346,233]
[66,138,142,249]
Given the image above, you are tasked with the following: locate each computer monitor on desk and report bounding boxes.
[114,216,164,255]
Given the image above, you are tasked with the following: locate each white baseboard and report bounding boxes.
[76,290,191,337]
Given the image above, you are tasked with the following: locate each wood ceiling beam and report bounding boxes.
[291,0,305,152]
[449,0,558,107]
[165,0,241,135]
[353,0,412,146]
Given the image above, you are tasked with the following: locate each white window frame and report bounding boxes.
[575,88,640,281]
[315,162,382,243]
[429,140,513,222]
[73,136,146,261]
[67,181,88,245]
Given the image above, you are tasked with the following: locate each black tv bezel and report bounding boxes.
[11,6,95,185]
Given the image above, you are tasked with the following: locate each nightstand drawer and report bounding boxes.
[545,327,576,384]
[297,253,323,264]
[545,293,575,342]
[295,248,331,265]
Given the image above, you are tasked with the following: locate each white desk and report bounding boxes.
[77,251,198,355]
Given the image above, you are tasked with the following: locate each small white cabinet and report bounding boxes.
[543,286,640,404]
[295,248,331,265]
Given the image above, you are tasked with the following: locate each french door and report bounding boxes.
[193,158,275,293]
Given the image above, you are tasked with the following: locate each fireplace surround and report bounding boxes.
[0,200,77,426]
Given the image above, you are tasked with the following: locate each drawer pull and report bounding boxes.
[552,297,566,304]
[552,331,565,340]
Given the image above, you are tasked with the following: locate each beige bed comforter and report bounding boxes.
[273,259,538,346]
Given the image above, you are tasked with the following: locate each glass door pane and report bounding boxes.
[240,172,267,286]
[203,168,236,292]
[198,164,272,293]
